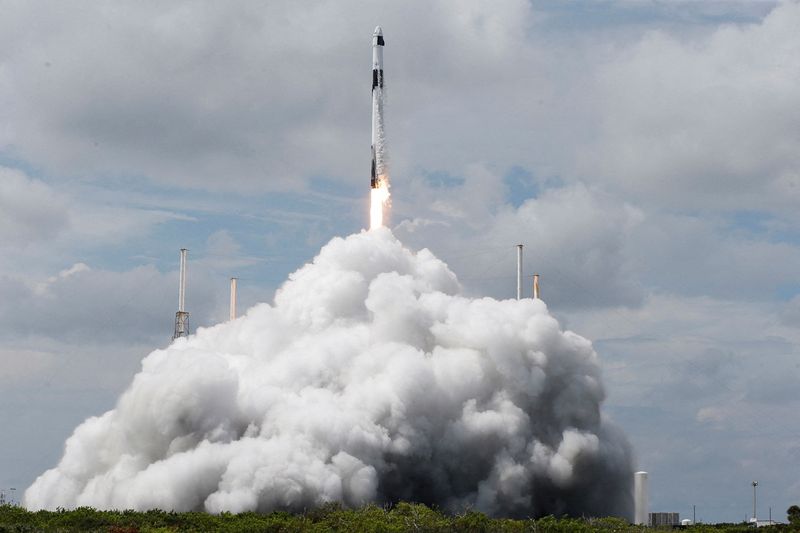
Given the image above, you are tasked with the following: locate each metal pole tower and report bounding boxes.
[752,481,758,522]
[516,244,523,300]
[230,277,238,320]
[173,248,190,339]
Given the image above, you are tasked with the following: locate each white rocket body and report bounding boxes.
[370,26,385,189]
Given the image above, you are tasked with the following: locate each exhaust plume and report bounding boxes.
[369,88,390,229]
[25,229,632,518]
[370,183,390,230]
[369,93,389,229]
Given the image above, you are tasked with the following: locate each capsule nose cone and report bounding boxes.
[374,25,383,36]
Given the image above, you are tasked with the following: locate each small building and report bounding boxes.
[649,512,680,527]
[753,518,780,528]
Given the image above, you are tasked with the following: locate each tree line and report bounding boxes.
[1,502,798,532]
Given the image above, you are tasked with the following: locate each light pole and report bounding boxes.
[752,481,758,522]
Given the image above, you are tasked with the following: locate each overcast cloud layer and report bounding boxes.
[1,0,799,523]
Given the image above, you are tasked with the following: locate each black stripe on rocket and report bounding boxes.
[371,146,378,188]
[371,30,385,189]
[372,69,384,90]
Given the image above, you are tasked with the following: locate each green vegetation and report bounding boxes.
[0,503,796,532]
[788,505,800,528]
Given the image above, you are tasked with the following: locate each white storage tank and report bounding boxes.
[634,471,648,525]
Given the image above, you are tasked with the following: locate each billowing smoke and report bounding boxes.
[25,229,633,518]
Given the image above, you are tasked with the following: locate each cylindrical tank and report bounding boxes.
[634,471,648,525]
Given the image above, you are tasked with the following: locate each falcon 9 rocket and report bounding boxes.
[370,26,385,191]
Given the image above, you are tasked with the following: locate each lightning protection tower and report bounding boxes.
[229,277,238,320]
[173,248,190,339]
[516,244,523,300]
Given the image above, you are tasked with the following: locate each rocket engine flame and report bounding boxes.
[370,179,390,230]
[24,229,634,518]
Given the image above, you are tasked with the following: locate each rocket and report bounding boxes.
[370,26,385,189]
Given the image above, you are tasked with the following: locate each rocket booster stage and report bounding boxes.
[370,26,385,189]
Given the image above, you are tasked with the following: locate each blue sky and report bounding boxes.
[1,0,799,523]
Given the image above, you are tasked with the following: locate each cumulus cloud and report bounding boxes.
[588,1,800,208]
[25,230,633,518]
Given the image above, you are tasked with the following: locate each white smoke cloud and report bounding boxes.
[25,229,632,518]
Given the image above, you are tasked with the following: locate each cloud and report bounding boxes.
[0,168,69,246]
[695,405,730,426]
[629,211,800,301]
[780,295,800,325]
[0,347,54,383]
[0,1,547,192]
[0,1,798,522]
[396,175,644,309]
[0,262,217,344]
[587,2,800,209]
[565,290,800,519]
[1,0,797,212]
